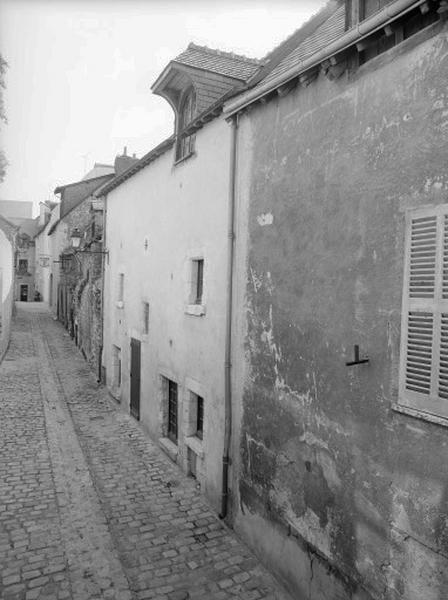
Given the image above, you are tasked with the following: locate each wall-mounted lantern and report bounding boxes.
[69,227,108,256]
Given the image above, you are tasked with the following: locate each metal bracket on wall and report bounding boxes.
[346,344,369,366]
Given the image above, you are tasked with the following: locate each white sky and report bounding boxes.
[0,0,327,216]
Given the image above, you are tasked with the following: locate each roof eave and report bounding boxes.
[224,0,426,117]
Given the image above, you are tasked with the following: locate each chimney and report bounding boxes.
[114,148,139,175]
[39,202,50,226]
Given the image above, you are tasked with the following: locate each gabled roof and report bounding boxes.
[11,216,40,238]
[55,173,115,221]
[81,163,115,181]
[172,43,262,81]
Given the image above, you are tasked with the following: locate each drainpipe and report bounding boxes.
[220,113,238,520]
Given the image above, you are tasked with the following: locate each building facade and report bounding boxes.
[33,166,116,376]
[0,200,39,302]
[100,45,260,511]
[224,1,448,599]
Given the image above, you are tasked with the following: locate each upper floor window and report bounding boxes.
[18,259,28,274]
[347,0,394,26]
[398,204,448,422]
[348,1,440,65]
[176,87,196,162]
[361,0,394,20]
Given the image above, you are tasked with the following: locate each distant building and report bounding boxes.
[0,199,33,221]
[0,199,39,301]
[34,157,134,376]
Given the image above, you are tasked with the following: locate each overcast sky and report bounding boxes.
[0,0,327,216]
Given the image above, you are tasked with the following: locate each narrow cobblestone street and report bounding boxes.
[0,304,292,600]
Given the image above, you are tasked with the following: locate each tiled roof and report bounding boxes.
[173,43,262,81]
[250,0,343,86]
[260,3,345,88]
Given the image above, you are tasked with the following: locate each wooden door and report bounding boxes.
[20,285,28,301]
[130,338,141,420]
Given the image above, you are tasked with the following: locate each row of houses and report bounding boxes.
[18,1,448,598]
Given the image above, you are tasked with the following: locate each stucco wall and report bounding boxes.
[103,117,230,510]
[231,22,448,600]
[0,228,14,362]
[35,219,53,303]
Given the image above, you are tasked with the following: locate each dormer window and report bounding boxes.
[346,0,394,27]
[176,87,196,162]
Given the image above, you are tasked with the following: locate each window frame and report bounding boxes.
[398,204,448,422]
[112,345,122,392]
[18,259,28,274]
[175,87,196,162]
[196,394,204,440]
[193,259,204,305]
[167,379,178,444]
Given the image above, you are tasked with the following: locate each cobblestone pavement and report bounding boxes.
[0,305,292,600]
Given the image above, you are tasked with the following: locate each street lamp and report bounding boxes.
[70,228,82,249]
[69,227,108,256]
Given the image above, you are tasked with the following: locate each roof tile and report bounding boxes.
[174,43,262,81]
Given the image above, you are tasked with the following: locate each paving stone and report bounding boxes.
[0,306,293,600]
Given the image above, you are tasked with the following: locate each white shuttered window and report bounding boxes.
[399,204,448,419]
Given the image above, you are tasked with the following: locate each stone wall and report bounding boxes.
[55,199,104,377]
[231,20,448,600]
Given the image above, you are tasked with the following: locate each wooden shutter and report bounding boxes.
[399,205,448,419]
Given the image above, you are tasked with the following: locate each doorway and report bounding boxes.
[20,284,28,301]
[130,338,141,420]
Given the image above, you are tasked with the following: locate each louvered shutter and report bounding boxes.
[399,205,448,419]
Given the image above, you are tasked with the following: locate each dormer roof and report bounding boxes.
[151,42,262,115]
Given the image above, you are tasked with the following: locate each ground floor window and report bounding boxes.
[167,379,178,443]
[112,345,121,391]
[196,394,204,440]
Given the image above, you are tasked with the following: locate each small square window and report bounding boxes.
[18,259,28,273]
[167,379,178,444]
[192,259,204,305]
[196,395,204,440]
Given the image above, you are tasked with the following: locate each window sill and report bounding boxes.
[174,151,196,167]
[185,304,206,317]
[185,435,204,459]
[116,301,124,309]
[392,403,448,429]
[159,437,178,462]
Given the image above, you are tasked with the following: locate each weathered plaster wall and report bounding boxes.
[34,218,54,304]
[103,117,230,510]
[232,22,448,600]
